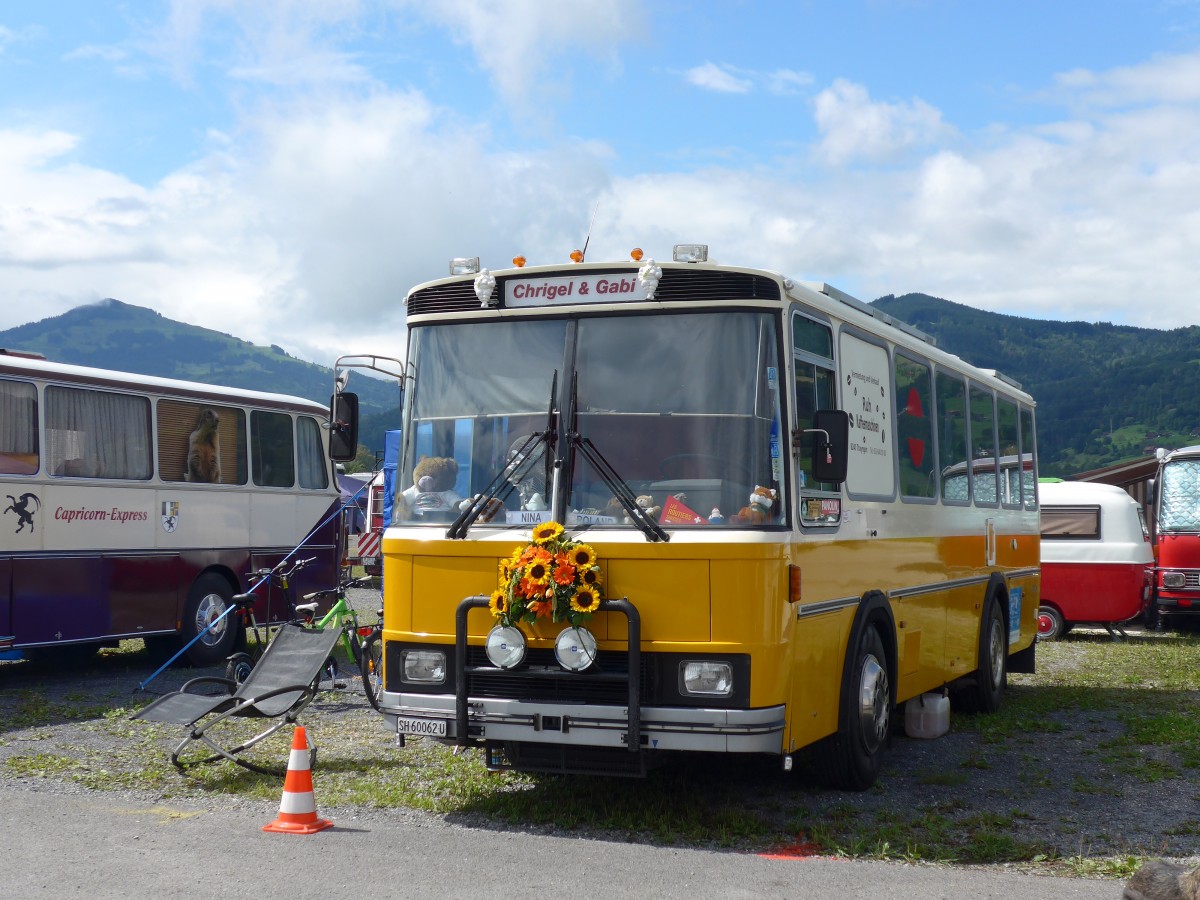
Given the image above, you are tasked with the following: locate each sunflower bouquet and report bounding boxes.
[489,521,603,628]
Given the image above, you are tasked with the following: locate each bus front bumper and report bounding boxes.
[381,694,786,754]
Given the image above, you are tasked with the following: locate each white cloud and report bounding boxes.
[685,62,752,94]
[813,78,954,165]
[399,0,641,116]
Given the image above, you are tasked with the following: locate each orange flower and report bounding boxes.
[530,599,554,619]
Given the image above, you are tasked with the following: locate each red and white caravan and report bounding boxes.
[1037,480,1153,640]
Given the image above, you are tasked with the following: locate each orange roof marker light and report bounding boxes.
[630,248,644,261]
[570,249,584,263]
[512,255,527,268]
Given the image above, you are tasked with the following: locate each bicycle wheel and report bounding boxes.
[225,651,255,685]
[361,631,384,711]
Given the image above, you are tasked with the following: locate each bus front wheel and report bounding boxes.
[182,574,238,666]
[816,625,891,791]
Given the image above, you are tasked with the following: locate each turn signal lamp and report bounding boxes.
[512,255,527,268]
[789,564,802,604]
[450,257,481,275]
[672,243,708,263]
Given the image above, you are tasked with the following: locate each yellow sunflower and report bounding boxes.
[570,585,602,614]
[531,521,564,544]
[525,559,551,584]
[570,544,597,568]
[488,589,508,617]
[580,567,602,588]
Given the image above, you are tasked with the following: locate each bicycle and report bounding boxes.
[224,558,373,688]
[358,605,385,711]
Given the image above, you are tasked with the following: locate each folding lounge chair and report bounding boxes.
[132,623,340,775]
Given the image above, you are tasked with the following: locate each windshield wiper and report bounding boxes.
[565,373,669,543]
[446,372,558,539]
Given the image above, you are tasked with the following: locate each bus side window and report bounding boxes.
[792,311,836,494]
[0,378,39,475]
[46,386,152,480]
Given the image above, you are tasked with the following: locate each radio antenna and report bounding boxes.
[580,205,599,261]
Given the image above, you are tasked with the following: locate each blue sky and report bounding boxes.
[3,1,1200,365]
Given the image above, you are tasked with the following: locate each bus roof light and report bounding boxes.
[630,247,644,261]
[450,257,481,275]
[570,249,584,263]
[672,244,708,263]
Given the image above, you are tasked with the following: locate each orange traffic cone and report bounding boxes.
[262,726,333,834]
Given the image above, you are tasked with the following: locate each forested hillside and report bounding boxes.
[873,293,1200,476]
[0,299,403,456]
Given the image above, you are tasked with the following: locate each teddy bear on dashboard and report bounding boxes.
[400,456,463,517]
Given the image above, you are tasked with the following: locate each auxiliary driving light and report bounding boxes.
[485,625,526,669]
[554,626,597,672]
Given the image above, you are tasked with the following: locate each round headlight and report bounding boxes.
[554,626,597,672]
[485,625,526,669]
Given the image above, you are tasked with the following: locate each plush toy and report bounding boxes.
[733,486,777,524]
[459,494,505,523]
[623,494,661,525]
[401,456,463,515]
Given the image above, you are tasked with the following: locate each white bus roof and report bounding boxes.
[0,351,328,415]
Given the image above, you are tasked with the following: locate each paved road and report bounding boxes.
[1,782,1123,899]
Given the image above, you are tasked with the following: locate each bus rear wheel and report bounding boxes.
[954,596,1007,714]
[182,574,238,666]
[816,625,891,791]
[1036,605,1064,642]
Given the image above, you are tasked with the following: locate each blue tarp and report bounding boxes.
[382,429,400,529]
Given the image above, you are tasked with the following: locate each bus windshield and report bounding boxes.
[397,310,785,529]
[1159,459,1200,533]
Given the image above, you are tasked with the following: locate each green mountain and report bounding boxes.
[5,294,1193,478]
[0,299,402,454]
[872,293,1200,477]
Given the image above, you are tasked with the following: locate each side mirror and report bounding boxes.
[811,409,849,485]
[328,392,360,462]
[1145,477,1156,509]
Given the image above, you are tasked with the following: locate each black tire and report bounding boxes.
[182,573,239,666]
[224,651,255,684]
[956,596,1007,714]
[361,631,384,711]
[815,625,891,791]
[1036,605,1064,642]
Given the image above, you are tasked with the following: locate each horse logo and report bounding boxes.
[4,493,40,533]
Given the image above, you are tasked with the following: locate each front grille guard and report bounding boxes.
[455,595,642,753]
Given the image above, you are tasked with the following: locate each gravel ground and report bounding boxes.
[2,591,1198,876]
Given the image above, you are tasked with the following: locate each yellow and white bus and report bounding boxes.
[333,245,1040,788]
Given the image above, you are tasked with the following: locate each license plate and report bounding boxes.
[397,717,447,737]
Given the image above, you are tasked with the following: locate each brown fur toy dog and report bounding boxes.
[733,486,777,524]
[1124,859,1200,900]
[184,408,221,483]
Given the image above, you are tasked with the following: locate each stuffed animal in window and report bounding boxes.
[401,456,463,516]
[733,486,777,524]
[623,494,661,525]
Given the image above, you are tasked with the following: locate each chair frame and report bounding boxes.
[133,624,339,775]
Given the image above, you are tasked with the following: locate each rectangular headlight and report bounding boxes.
[679,660,733,696]
[1162,572,1186,589]
[400,649,446,684]
[672,243,708,263]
